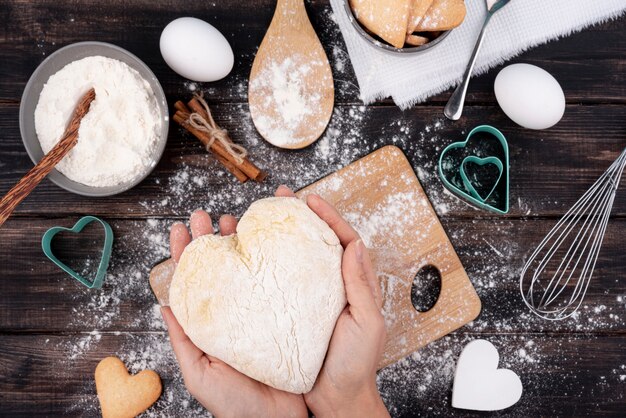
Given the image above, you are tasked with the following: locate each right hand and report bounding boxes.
[294,188,389,418]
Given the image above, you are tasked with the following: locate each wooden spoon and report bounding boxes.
[0,88,96,227]
[248,0,334,150]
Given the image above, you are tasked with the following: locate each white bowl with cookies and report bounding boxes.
[345,0,467,54]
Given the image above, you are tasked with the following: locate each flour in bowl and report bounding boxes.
[34,56,162,187]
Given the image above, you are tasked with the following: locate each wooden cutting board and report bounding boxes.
[150,145,481,369]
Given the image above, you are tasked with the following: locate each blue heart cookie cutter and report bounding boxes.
[41,216,113,289]
[438,125,510,214]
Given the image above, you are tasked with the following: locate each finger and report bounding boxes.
[170,222,191,263]
[190,210,214,239]
[219,215,238,236]
[358,240,383,309]
[341,240,379,315]
[306,194,359,247]
[161,307,209,373]
[275,185,296,197]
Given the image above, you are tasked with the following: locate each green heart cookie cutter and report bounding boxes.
[41,216,113,289]
[461,156,504,202]
[438,125,510,214]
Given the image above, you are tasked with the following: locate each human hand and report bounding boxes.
[295,188,389,418]
[161,187,308,418]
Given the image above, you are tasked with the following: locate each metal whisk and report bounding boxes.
[520,148,626,320]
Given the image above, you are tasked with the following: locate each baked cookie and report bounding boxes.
[95,356,162,418]
[350,0,412,48]
[405,33,430,46]
[415,0,466,31]
[407,0,435,34]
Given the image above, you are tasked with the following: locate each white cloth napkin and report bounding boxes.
[330,0,626,109]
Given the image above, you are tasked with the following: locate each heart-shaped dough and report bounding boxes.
[170,197,346,393]
[95,356,162,418]
[452,340,523,411]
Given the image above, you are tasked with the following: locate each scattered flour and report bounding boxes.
[53,7,623,417]
[57,101,624,415]
[248,55,332,148]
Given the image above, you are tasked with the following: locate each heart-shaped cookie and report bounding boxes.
[41,216,113,288]
[169,197,346,394]
[452,340,523,411]
[95,356,162,418]
[438,125,510,214]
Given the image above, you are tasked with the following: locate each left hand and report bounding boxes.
[161,187,307,418]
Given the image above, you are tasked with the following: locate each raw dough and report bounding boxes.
[169,197,346,393]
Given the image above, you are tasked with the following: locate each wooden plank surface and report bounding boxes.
[1,104,625,219]
[0,1,624,105]
[0,333,624,417]
[0,0,624,416]
[1,218,623,334]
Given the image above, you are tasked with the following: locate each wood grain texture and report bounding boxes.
[0,333,624,417]
[149,146,482,368]
[1,217,623,334]
[0,0,624,416]
[249,0,334,148]
[0,2,624,105]
[1,104,624,219]
[301,146,481,368]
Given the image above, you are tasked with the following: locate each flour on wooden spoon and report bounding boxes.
[249,56,331,148]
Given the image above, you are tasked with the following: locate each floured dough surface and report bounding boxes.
[169,197,346,393]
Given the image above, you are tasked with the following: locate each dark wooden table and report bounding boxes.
[1,1,624,417]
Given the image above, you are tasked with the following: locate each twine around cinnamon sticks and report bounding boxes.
[173,96,266,183]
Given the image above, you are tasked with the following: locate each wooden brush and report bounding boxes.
[0,88,96,227]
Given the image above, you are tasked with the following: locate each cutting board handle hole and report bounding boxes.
[411,265,441,312]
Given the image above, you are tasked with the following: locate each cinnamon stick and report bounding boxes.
[174,110,266,182]
[174,100,189,113]
[173,100,266,182]
[214,154,248,183]
[173,111,252,182]
[186,98,266,181]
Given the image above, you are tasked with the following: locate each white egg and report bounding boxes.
[494,63,565,130]
[160,17,234,82]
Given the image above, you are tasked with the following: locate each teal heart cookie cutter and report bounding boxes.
[461,156,504,202]
[41,216,113,289]
[438,125,510,214]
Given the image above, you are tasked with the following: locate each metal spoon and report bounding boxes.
[444,0,511,121]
